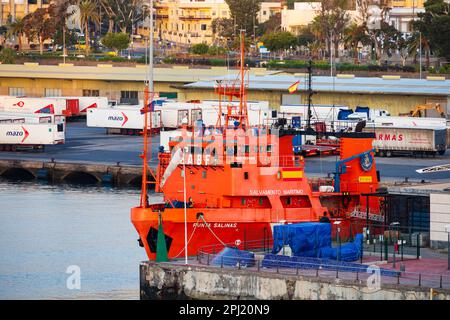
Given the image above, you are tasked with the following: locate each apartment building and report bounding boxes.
[0,0,51,25]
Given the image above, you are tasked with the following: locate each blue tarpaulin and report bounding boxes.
[319,234,364,262]
[211,247,255,267]
[272,223,331,257]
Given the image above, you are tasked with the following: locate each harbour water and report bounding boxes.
[0,179,152,300]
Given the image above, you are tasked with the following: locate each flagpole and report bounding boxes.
[183,148,188,265]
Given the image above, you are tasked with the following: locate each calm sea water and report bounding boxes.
[0,180,152,300]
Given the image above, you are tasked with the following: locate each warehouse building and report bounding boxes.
[0,64,449,117]
[0,63,279,103]
[179,74,450,117]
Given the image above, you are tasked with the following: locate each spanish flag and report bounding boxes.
[288,81,300,94]
[281,168,303,181]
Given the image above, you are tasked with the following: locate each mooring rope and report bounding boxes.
[172,216,202,259]
[200,215,227,247]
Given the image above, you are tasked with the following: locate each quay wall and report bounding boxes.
[140,262,450,300]
[0,159,149,187]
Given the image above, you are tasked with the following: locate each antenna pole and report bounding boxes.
[306,59,313,130]
[140,0,155,208]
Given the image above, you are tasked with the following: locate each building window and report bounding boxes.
[120,90,138,104]
[9,87,25,96]
[45,88,62,97]
[82,89,100,97]
[263,11,267,15]
[201,24,207,31]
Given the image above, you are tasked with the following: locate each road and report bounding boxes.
[1,122,450,181]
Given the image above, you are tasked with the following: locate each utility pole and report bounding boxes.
[419,32,422,80]
[306,59,313,130]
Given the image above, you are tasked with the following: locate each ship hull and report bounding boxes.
[132,206,280,260]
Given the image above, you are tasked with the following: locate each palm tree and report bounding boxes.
[6,18,25,51]
[79,0,101,54]
[343,23,369,64]
[407,32,431,69]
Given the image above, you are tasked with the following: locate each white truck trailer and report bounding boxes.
[86,106,162,135]
[154,100,272,129]
[0,96,80,118]
[49,96,109,115]
[0,112,65,151]
[364,125,447,157]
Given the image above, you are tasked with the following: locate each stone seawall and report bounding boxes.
[141,262,450,300]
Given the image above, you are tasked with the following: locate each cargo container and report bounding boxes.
[0,120,65,151]
[0,112,65,125]
[280,104,350,123]
[0,96,80,117]
[364,125,447,157]
[86,106,162,135]
[49,96,109,115]
[154,100,271,128]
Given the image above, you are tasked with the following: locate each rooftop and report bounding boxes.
[0,64,280,83]
[183,74,450,96]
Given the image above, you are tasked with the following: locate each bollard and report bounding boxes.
[296,265,299,275]
[221,256,223,269]
[419,274,422,286]
[397,273,400,285]
[336,267,339,279]
[356,271,359,281]
[207,253,210,265]
[417,233,421,259]
[440,275,442,289]
[238,260,241,270]
[257,260,260,272]
[316,268,319,277]
[384,238,388,261]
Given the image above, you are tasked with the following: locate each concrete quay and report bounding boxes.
[140,261,450,300]
[0,159,146,187]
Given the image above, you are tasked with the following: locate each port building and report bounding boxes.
[0,63,449,117]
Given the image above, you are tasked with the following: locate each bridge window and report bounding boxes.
[244,172,249,180]
[202,171,207,179]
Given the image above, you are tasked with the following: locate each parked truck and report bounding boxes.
[0,96,80,118]
[86,106,162,135]
[364,125,447,157]
[0,112,65,151]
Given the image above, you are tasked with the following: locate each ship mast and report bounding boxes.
[306,59,313,130]
[140,0,156,208]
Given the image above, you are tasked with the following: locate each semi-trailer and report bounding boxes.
[0,96,80,117]
[364,125,447,157]
[0,112,65,151]
[86,106,162,135]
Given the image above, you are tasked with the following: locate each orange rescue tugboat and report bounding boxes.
[131,32,382,261]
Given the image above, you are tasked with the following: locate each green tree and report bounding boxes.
[23,8,57,54]
[189,43,209,55]
[101,32,131,53]
[225,0,261,36]
[257,13,281,36]
[312,0,350,58]
[0,48,17,64]
[6,18,25,52]
[79,0,101,55]
[343,23,369,63]
[261,31,297,52]
[412,0,450,61]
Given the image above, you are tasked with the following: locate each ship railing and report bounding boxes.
[196,247,450,291]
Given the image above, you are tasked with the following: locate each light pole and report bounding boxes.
[445,224,450,270]
[390,222,400,268]
[334,221,342,262]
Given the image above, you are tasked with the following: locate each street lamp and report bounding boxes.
[334,221,342,262]
[390,222,400,268]
[445,224,450,270]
